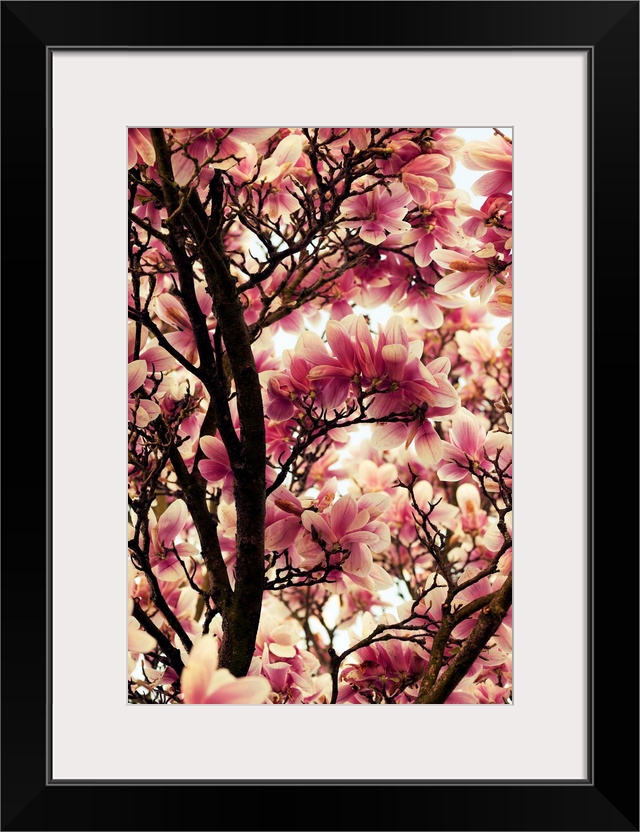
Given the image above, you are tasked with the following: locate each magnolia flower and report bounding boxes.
[431,243,510,301]
[460,135,512,196]
[128,360,160,427]
[181,635,271,704]
[341,181,412,245]
[400,153,454,204]
[148,499,198,582]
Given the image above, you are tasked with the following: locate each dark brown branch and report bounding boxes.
[131,600,185,677]
[414,575,512,704]
[150,131,266,678]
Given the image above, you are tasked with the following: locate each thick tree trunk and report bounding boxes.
[149,131,266,677]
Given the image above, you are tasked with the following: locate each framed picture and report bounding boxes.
[2,2,637,830]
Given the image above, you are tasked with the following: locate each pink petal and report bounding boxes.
[181,636,219,703]
[272,134,303,167]
[172,152,196,187]
[307,364,353,381]
[378,182,412,212]
[208,675,271,704]
[437,463,466,482]
[472,170,512,197]
[325,321,356,369]
[301,511,336,544]
[269,642,297,659]
[128,359,148,394]
[384,315,409,349]
[198,458,229,483]
[165,330,199,366]
[157,499,188,545]
[345,543,373,578]
[381,344,408,382]
[265,517,300,551]
[457,482,482,509]
[155,294,193,331]
[200,435,227,461]
[414,233,437,268]
[483,432,512,470]
[128,624,157,654]
[149,552,184,582]
[434,271,483,295]
[319,377,353,410]
[140,345,174,373]
[330,495,358,538]
[426,357,451,375]
[450,409,485,455]
[129,128,156,166]
[341,530,379,545]
[232,128,279,144]
[135,400,161,427]
[357,492,391,519]
[371,421,409,450]
[430,247,472,267]
[266,396,295,422]
[414,421,444,465]
[128,137,137,169]
[359,223,387,245]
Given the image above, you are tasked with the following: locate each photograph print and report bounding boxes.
[127,126,513,705]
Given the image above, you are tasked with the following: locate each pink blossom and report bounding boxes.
[401,191,462,268]
[437,408,487,481]
[256,615,327,704]
[456,483,488,534]
[376,139,421,174]
[460,135,513,196]
[132,184,166,230]
[128,128,155,169]
[355,459,399,493]
[181,635,271,704]
[300,492,391,583]
[128,611,157,675]
[369,354,459,465]
[128,360,160,427]
[148,500,198,582]
[341,180,412,245]
[197,435,234,499]
[339,613,427,703]
[431,243,511,302]
[458,194,512,240]
[154,288,213,367]
[400,154,454,204]
[169,127,278,180]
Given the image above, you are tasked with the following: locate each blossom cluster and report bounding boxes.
[127,126,513,705]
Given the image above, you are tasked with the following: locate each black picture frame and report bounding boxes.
[2,2,638,830]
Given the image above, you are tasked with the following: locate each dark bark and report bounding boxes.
[149,130,266,678]
[414,575,512,704]
[131,600,185,677]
